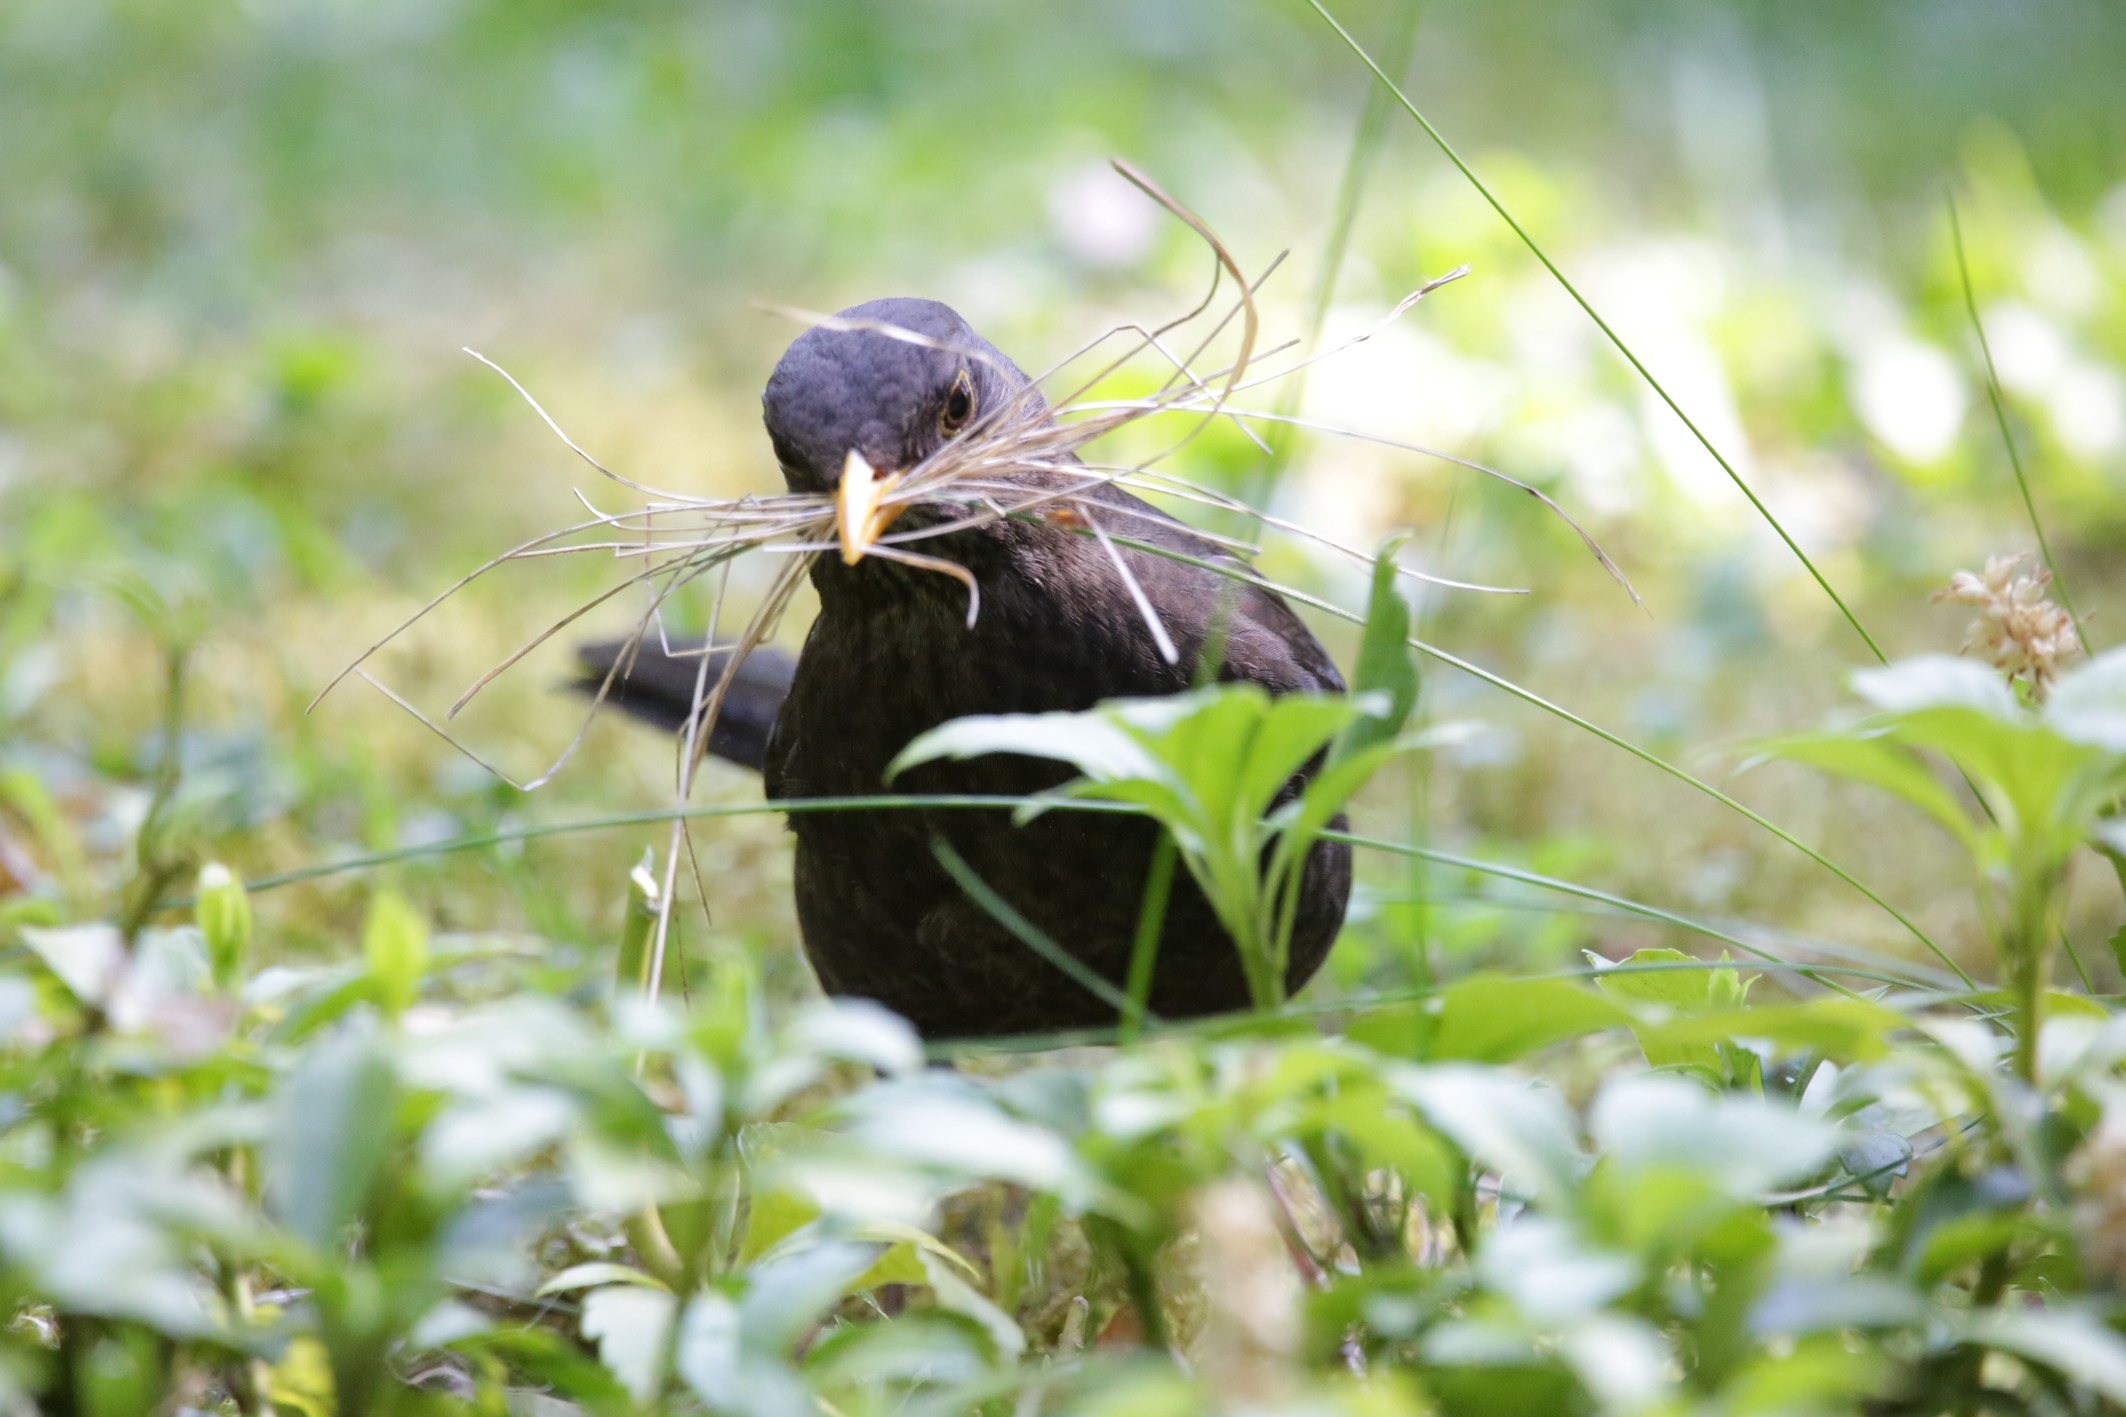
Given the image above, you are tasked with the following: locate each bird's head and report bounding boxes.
[761,298,1040,563]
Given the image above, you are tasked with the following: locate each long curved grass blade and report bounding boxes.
[178,791,1946,995]
[1306,0,1886,664]
[1946,191,2089,656]
[924,958,1961,1060]
[1328,827,1943,999]
[1095,529,1972,985]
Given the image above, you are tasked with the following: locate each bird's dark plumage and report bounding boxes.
[589,298,1351,1039]
[575,640,795,772]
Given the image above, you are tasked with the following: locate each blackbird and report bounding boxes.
[582,297,1350,1038]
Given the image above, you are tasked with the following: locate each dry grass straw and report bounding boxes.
[311,161,1636,1003]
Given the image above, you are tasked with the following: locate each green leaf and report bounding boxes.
[920,1249,1023,1359]
[1723,1337,1886,1413]
[19,923,124,1007]
[1750,733,1978,853]
[1394,1064,1580,1204]
[1965,1308,2126,1404]
[673,1291,810,1417]
[740,1241,879,1352]
[1430,973,1627,1063]
[1913,1212,2020,1288]
[2045,645,2126,752]
[889,707,1168,787]
[1234,691,1374,828]
[1312,1090,1460,1207]
[1850,654,2019,719]
[582,1283,678,1404]
[1593,948,1747,1071]
[739,1190,821,1265]
[422,1083,579,1191]
[362,887,429,1018]
[852,1240,928,1289]
[538,1262,671,1296]
[1633,997,1906,1065]
[1275,734,1410,868]
[1591,1074,1836,1196]
[846,1221,981,1285]
[1333,532,1419,766]
[470,1328,637,1417]
[1890,707,2093,839]
[267,1032,396,1252]
[1345,999,1436,1060]
[893,684,1378,1013]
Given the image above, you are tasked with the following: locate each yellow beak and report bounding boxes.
[835,449,904,565]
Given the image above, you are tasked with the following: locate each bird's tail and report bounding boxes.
[574,637,796,773]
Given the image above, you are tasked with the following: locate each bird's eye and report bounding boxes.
[939,370,976,436]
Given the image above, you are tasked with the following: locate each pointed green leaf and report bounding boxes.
[581,1284,677,1404]
[1751,733,1978,853]
[1850,654,2019,719]
[889,707,1166,785]
[267,1032,396,1251]
[2046,646,2126,752]
[1430,973,1628,1063]
[1335,533,1419,765]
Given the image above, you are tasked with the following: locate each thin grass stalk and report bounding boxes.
[1121,831,1179,1044]
[1307,0,1886,662]
[1095,528,1972,985]
[929,838,1142,1018]
[169,794,1951,994]
[927,959,1959,1060]
[1946,192,2089,657]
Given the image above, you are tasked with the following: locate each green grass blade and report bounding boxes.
[1328,828,1865,998]
[1306,0,1886,664]
[1121,830,1179,1045]
[926,957,1957,1060]
[1946,190,2090,655]
[1361,887,1963,993]
[172,795,1141,904]
[182,788,1948,993]
[1101,530,1970,984]
[929,835,1144,1021]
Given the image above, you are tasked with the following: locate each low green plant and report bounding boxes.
[893,539,1426,1013]
[1758,649,2126,1080]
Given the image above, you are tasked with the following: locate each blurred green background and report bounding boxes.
[2,0,2123,1001]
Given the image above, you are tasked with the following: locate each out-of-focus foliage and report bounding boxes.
[9,824,2126,1413]
[4,0,2126,1412]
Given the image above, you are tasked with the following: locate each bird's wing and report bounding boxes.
[1069,478,1346,694]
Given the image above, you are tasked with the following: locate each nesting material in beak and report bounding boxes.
[836,449,905,566]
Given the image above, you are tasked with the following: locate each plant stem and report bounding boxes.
[2007,872,2056,1085]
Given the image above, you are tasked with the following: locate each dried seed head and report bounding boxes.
[1931,552,2080,699]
